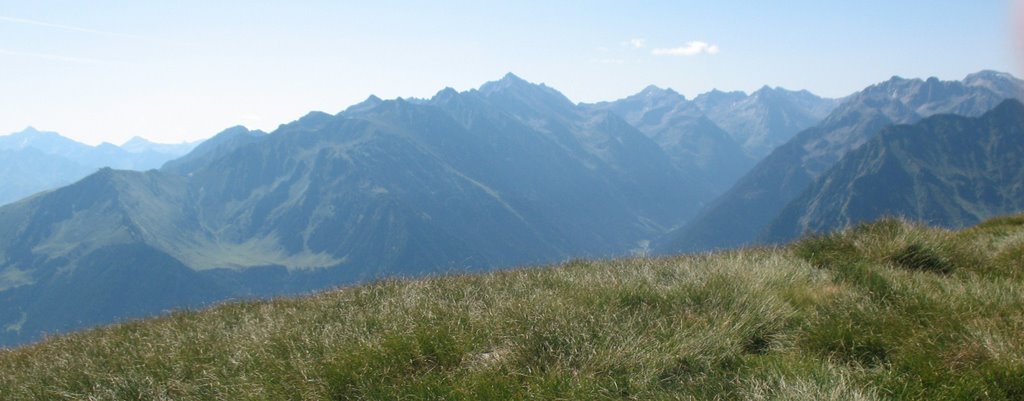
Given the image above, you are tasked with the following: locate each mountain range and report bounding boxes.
[763,99,1024,242]
[1,71,1022,347]
[0,128,199,206]
[660,70,1024,253]
[1,74,707,345]
[587,85,838,195]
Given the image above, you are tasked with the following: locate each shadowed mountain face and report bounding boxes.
[588,84,838,196]
[660,71,1024,254]
[763,99,1024,242]
[0,128,199,206]
[0,74,704,346]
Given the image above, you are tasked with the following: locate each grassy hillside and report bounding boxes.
[2,216,1023,400]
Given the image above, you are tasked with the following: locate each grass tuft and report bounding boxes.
[889,243,953,274]
[2,214,1024,400]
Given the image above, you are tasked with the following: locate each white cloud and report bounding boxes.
[630,38,646,49]
[651,41,720,56]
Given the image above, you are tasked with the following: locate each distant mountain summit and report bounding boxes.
[0,128,203,206]
[698,85,840,159]
[959,70,1024,102]
[662,71,1024,254]
[477,72,580,120]
[121,136,199,155]
[691,89,748,110]
[763,99,1024,242]
[0,126,88,154]
[588,83,837,195]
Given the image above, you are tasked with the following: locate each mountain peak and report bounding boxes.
[218,125,252,136]
[294,111,335,128]
[121,136,152,147]
[342,95,385,115]
[863,75,922,95]
[356,95,385,108]
[193,126,257,150]
[302,110,332,119]
[753,86,808,98]
[1,127,83,153]
[11,126,63,139]
[476,73,577,117]
[432,86,460,101]
[692,89,747,111]
[638,85,682,99]
[501,72,525,83]
[478,72,539,95]
[965,70,1017,82]
[19,126,42,135]
[962,70,1024,99]
[708,88,746,96]
[875,75,922,89]
[751,85,781,98]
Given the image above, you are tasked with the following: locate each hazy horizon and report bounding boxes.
[2,1,1017,145]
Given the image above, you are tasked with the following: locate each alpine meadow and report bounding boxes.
[1,2,1022,400]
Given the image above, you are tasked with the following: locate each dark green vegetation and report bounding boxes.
[764,99,1024,242]
[663,71,1024,254]
[1,216,1022,400]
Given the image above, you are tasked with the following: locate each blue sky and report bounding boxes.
[1,1,1017,145]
